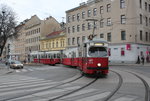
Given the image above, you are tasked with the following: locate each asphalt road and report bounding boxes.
[0,63,149,101]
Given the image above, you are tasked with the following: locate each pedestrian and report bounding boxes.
[136,55,140,64]
[141,55,145,65]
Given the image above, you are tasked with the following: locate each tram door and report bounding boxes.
[80,43,87,71]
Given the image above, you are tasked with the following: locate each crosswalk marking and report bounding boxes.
[0,75,44,84]
[62,89,96,98]
[12,67,58,73]
[0,81,58,92]
[76,92,111,101]
[21,69,28,72]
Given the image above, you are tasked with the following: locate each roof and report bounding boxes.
[40,30,66,40]
[46,30,64,37]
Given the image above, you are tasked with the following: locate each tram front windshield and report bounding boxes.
[88,46,107,57]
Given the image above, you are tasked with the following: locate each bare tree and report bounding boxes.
[0,4,18,57]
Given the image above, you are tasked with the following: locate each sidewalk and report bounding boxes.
[109,62,150,67]
[0,65,14,75]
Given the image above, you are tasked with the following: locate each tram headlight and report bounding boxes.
[97,63,101,67]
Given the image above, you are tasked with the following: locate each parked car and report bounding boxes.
[9,60,23,69]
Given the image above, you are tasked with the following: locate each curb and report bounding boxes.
[109,64,150,67]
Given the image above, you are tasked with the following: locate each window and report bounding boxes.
[82,11,85,19]
[68,27,70,33]
[120,0,125,9]
[149,4,150,12]
[139,0,142,8]
[107,33,111,42]
[100,19,104,28]
[77,37,80,45]
[94,21,97,29]
[72,15,75,21]
[140,14,142,24]
[140,30,143,41]
[145,16,148,26]
[68,38,70,45]
[89,47,107,57]
[100,33,104,38]
[49,42,51,48]
[56,41,58,48]
[72,37,75,45]
[146,32,148,41]
[82,24,85,31]
[67,16,70,23]
[39,28,40,33]
[100,6,104,14]
[107,4,111,12]
[77,13,80,21]
[77,25,80,32]
[107,18,111,26]
[121,15,126,24]
[72,26,75,33]
[145,2,147,11]
[53,42,54,48]
[93,8,97,16]
[121,48,125,56]
[88,22,91,30]
[88,10,91,17]
[82,36,85,42]
[121,31,126,40]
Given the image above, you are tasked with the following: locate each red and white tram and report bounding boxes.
[31,51,61,65]
[62,38,108,75]
[30,38,109,75]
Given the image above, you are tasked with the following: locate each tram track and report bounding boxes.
[48,77,98,101]
[103,70,123,101]
[104,69,150,101]
[0,73,83,101]
[127,71,150,101]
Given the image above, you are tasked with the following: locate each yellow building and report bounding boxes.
[40,30,66,51]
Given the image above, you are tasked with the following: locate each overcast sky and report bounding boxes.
[0,0,87,23]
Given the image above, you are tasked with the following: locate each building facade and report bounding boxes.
[40,30,66,52]
[12,20,27,62]
[66,0,150,63]
[24,15,42,62]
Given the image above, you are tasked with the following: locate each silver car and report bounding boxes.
[9,61,23,69]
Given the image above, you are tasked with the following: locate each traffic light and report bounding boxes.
[7,44,10,53]
[8,49,10,53]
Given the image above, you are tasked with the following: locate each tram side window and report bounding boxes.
[41,55,44,58]
[63,54,67,58]
[48,54,51,58]
[54,54,56,58]
[45,54,47,58]
[57,53,60,58]
[72,52,76,58]
[89,47,107,57]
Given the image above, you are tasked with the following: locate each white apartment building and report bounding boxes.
[66,0,150,63]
